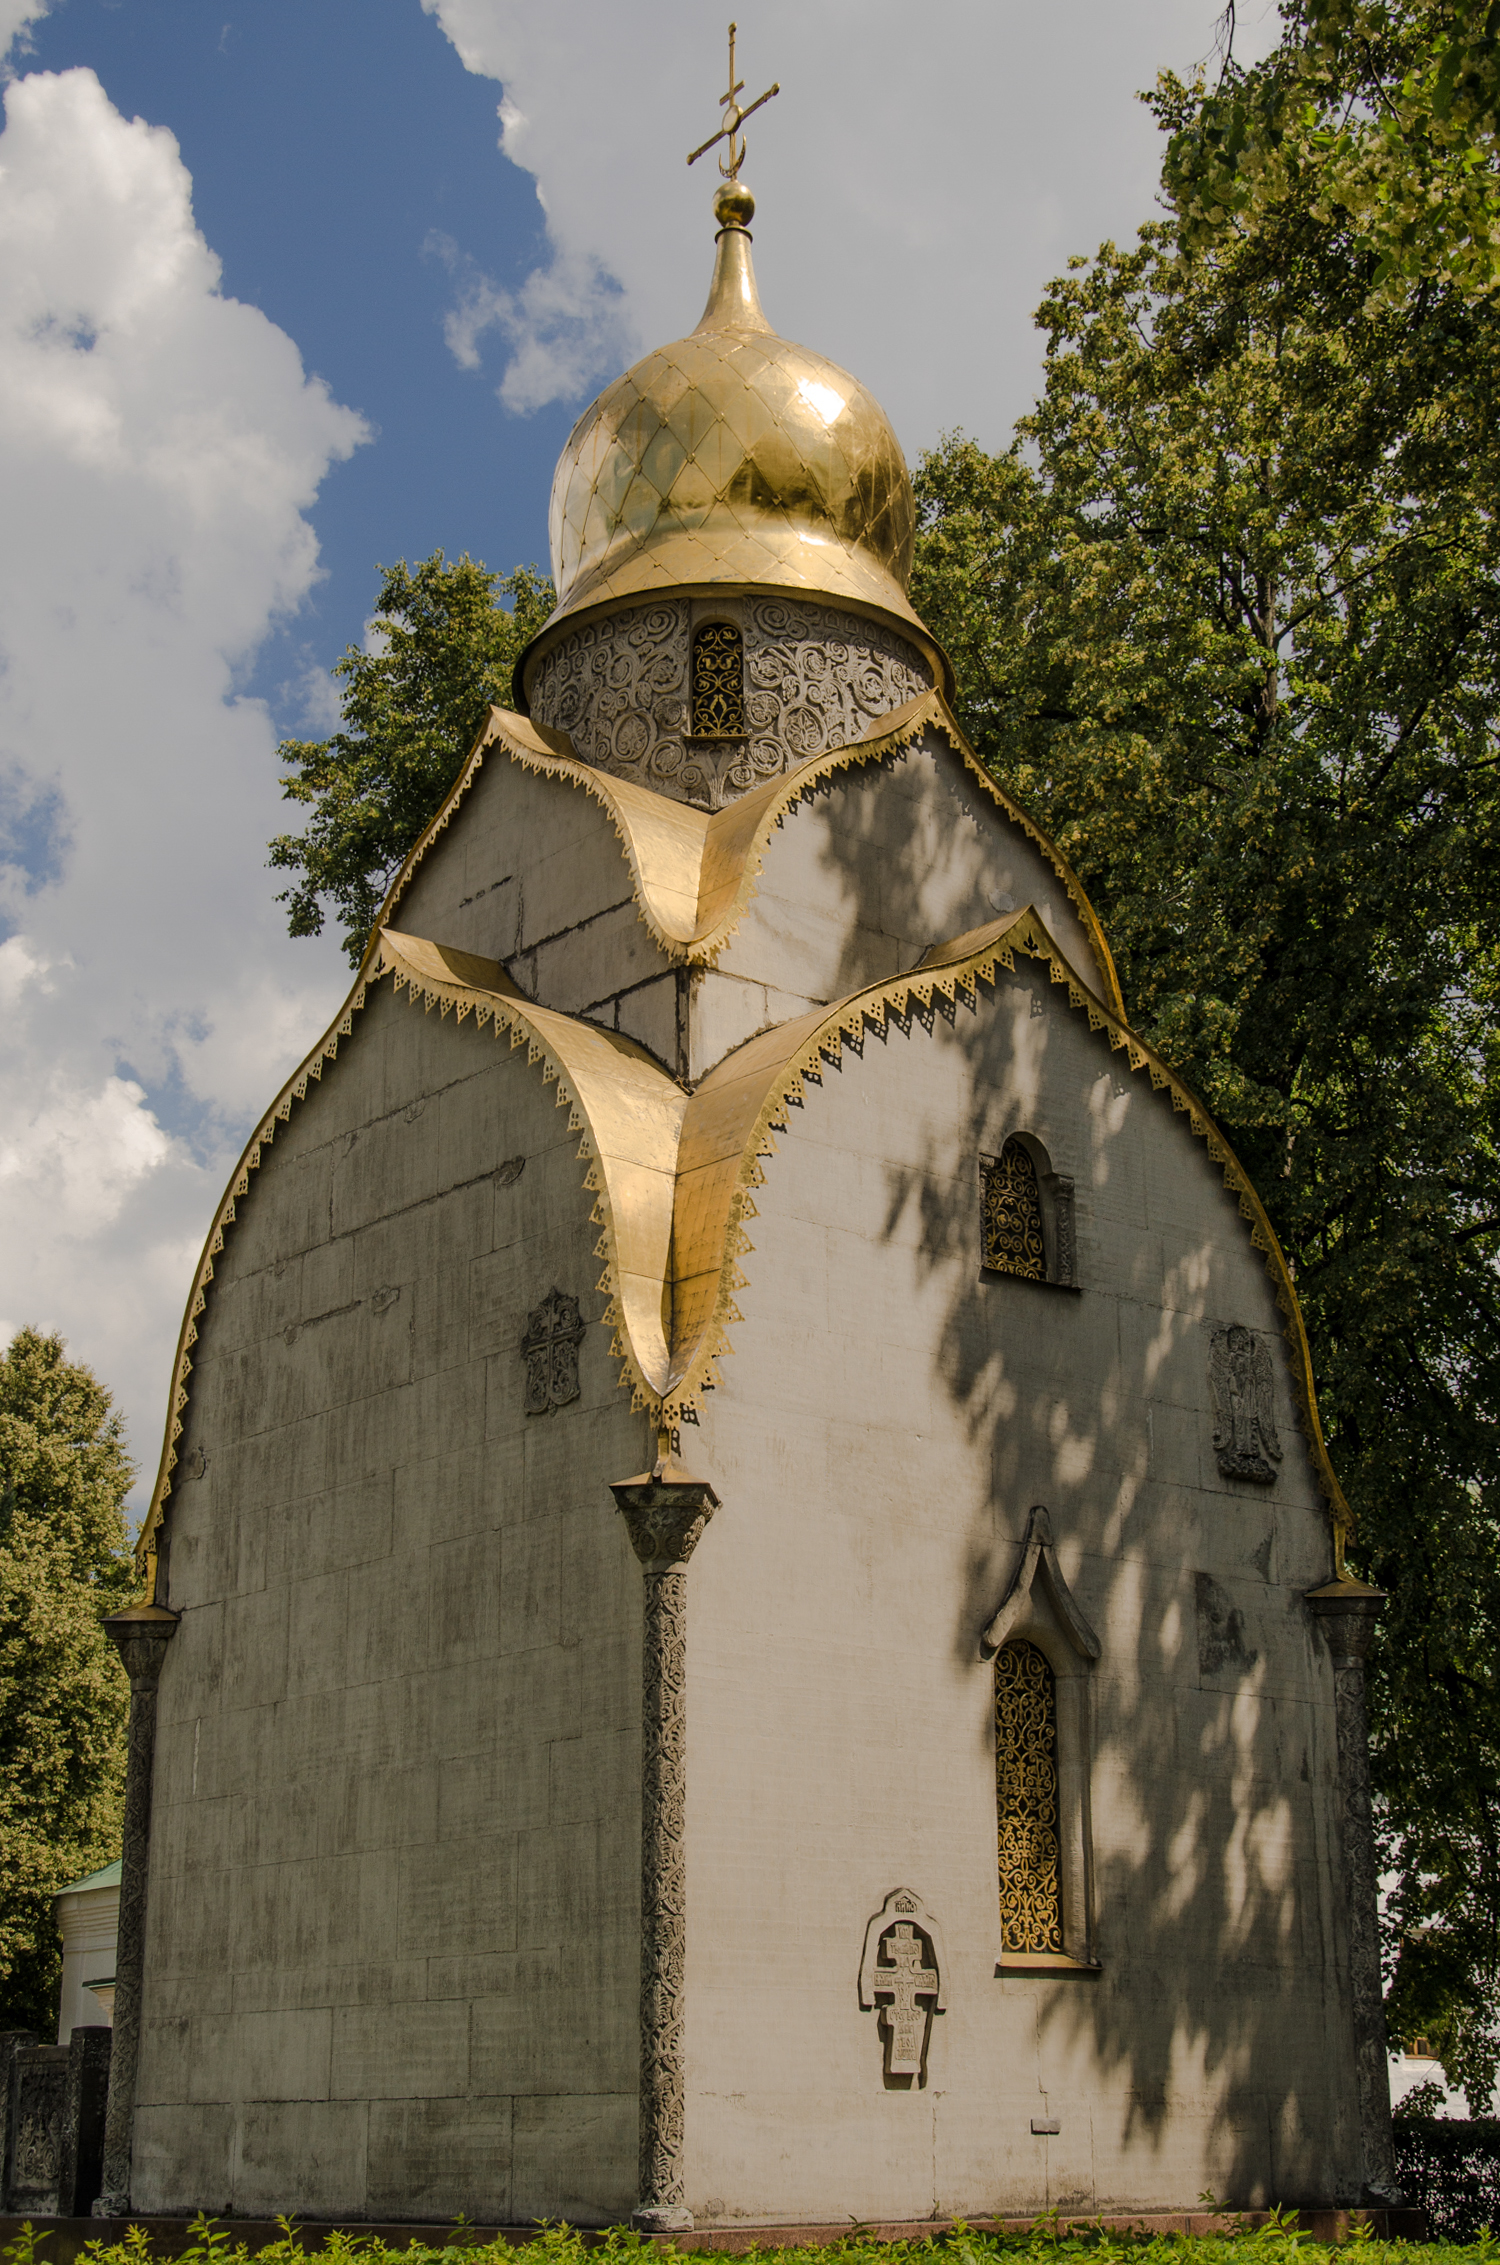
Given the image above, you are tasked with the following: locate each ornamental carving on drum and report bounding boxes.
[527,595,931,809]
[995,1638,1063,1955]
[982,1140,1047,1280]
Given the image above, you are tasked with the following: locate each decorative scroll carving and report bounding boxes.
[636,1561,689,2217]
[529,602,689,782]
[858,1888,947,2087]
[1051,1174,1077,1287]
[691,621,746,737]
[996,1639,1063,1955]
[610,1456,721,2235]
[982,1141,1046,1279]
[528,596,931,809]
[521,1288,585,1415]
[741,596,930,769]
[1208,1322,1284,1482]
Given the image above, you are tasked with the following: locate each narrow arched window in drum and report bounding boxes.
[691,621,746,737]
[982,1139,1046,1279]
[996,1638,1062,1954]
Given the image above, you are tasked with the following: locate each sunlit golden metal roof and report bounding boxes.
[542,179,921,638]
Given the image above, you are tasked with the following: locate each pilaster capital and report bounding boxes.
[1307,1576,1386,1662]
[102,1603,180,1689]
[610,1455,720,1574]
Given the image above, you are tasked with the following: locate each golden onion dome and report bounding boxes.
[541,180,922,640]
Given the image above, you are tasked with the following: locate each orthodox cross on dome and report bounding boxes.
[686,21,779,179]
[869,1920,940,2078]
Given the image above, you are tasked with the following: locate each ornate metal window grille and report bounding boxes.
[982,1140,1046,1279]
[691,621,746,738]
[996,1638,1063,1954]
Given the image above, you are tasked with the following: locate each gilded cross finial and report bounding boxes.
[686,21,779,179]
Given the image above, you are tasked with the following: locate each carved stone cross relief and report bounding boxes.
[521,1287,585,1415]
[870,1922,940,2076]
[858,1887,947,2087]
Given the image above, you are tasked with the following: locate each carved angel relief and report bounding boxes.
[1208,1323,1284,1484]
[521,1288,585,1415]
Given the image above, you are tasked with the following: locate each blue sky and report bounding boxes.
[0,0,1279,1498]
[15,0,572,728]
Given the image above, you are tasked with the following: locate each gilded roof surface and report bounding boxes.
[545,208,920,635]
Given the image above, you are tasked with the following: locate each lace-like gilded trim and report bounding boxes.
[374,693,1126,1015]
[659,907,1350,1547]
[137,975,375,1588]
[138,904,1349,1590]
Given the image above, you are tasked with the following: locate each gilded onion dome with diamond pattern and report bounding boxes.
[534,180,925,654]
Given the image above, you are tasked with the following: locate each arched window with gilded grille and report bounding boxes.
[982,1139,1047,1280]
[995,1638,1063,1955]
[691,621,746,738]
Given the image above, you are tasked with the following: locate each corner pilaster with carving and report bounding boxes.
[609,1453,720,2236]
[1307,1577,1398,2203]
[93,1603,178,2217]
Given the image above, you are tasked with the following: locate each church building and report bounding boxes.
[98,101,1395,2236]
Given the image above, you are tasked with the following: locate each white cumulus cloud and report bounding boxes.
[0,0,49,71]
[428,225,627,411]
[422,0,1281,448]
[0,65,367,1506]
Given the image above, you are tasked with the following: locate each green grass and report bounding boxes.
[2,2216,1495,2265]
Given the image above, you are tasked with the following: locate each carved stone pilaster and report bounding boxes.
[1049,1175,1077,1288]
[94,1603,178,2217]
[1308,1577,1398,2203]
[610,1456,720,2236]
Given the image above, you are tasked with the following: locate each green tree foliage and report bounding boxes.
[0,1327,136,2033]
[1162,0,1500,303]
[912,212,1500,2104]
[271,553,554,966]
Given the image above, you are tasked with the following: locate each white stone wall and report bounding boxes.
[134,736,1359,2226]
[682,950,1356,2221]
[55,1874,120,2043]
[714,731,1112,1006]
[391,731,1114,1090]
[134,983,649,2223]
[394,757,682,1073]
